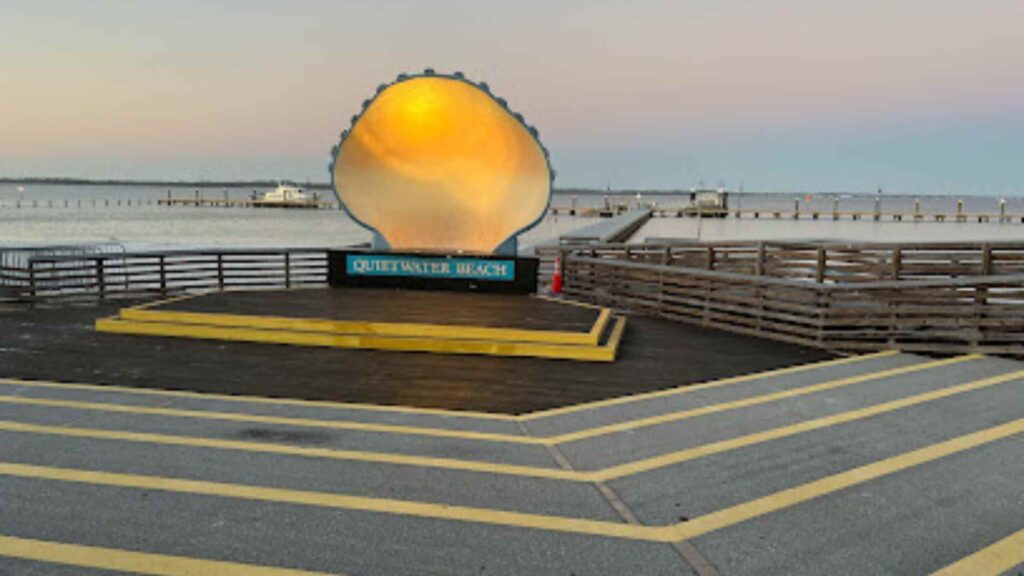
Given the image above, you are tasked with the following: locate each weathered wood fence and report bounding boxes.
[541,241,1024,356]
[1,248,327,303]
[538,241,1024,284]
[7,240,1024,356]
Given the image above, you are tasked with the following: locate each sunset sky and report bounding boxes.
[1,0,1022,194]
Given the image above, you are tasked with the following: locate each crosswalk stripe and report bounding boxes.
[0,354,963,447]
[0,351,898,424]
[1,366,1019,483]
[930,528,1024,576]
[2,415,1021,544]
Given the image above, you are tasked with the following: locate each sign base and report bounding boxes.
[328,250,538,294]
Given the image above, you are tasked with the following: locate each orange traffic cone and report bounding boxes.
[552,256,564,294]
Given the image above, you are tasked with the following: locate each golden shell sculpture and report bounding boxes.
[330,70,554,254]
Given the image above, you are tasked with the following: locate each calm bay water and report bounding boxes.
[1,183,1023,250]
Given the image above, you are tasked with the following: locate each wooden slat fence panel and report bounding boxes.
[562,254,1024,357]
[1,248,328,303]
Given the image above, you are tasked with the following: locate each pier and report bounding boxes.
[1,241,1023,574]
[8,240,1024,359]
[158,197,337,209]
[559,208,653,244]
[1,301,1021,574]
[550,205,1024,223]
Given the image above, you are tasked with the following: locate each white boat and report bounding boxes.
[252,184,319,208]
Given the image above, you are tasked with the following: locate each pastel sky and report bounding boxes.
[1,0,1022,194]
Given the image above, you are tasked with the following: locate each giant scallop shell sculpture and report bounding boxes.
[330,71,554,255]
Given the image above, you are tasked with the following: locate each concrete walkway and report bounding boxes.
[1,351,1022,574]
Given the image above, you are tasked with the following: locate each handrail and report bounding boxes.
[561,249,1024,357]
[1,247,330,303]
[27,247,329,264]
[566,256,824,289]
[567,256,1024,291]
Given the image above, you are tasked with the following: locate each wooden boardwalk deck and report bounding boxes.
[159,288,601,332]
[0,294,831,413]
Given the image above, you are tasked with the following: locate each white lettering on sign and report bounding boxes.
[347,255,515,281]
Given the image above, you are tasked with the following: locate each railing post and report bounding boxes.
[96,258,106,300]
[159,255,167,295]
[285,252,292,288]
[977,244,992,345]
[28,259,37,304]
[817,285,829,347]
[559,249,568,288]
[217,254,225,291]
[891,247,901,280]
[756,242,766,276]
[815,247,826,283]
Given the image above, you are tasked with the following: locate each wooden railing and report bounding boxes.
[1,248,328,303]
[562,255,1024,356]
[537,240,1024,287]
[6,240,1024,356]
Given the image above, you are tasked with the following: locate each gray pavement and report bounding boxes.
[1,352,1022,575]
[691,437,1024,576]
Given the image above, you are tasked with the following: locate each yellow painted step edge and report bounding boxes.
[121,304,610,346]
[96,315,627,363]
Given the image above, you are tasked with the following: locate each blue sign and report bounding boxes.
[346,254,516,281]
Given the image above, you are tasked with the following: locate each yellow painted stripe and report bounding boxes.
[128,291,203,311]
[0,377,518,421]
[0,394,544,444]
[2,418,1020,543]
[0,420,579,480]
[0,462,675,542]
[0,353,890,423]
[552,354,979,444]
[589,307,612,341]
[0,535,333,575]
[931,528,1024,576]
[669,416,1024,541]
[532,294,606,310]
[593,368,1024,481]
[0,353,961,447]
[521,350,901,420]
[122,306,605,346]
[2,368,1017,484]
[97,315,622,363]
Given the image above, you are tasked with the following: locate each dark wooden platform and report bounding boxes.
[0,292,833,413]
[158,288,600,332]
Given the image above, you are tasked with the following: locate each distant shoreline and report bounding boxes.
[0,177,700,195]
[0,177,1013,198]
[0,177,334,190]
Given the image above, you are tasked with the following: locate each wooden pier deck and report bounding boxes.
[1,311,1021,574]
[0,293,830,413]
[97,289,628,362]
